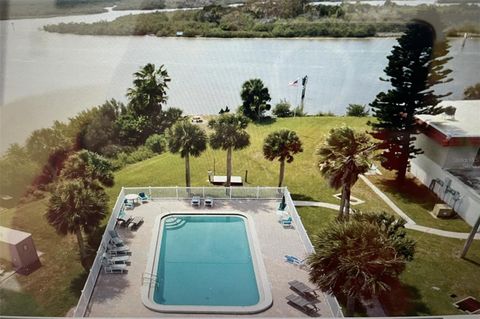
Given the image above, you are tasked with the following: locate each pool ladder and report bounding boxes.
[142,272,160,288]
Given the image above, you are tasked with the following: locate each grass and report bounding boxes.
[297,206,480,316]
[0,199,86,316]
[367,168,472,233]
[107,117,395,215]
[1,116,476,316]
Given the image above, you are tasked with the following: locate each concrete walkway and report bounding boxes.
[293,178,480,240]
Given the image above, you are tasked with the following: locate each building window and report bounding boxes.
[474,148,480,167]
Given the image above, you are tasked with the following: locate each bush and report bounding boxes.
[346,104,369,117]
[145,134,166,154]
[111,146,155,169]
[273,100,293,117]
[317,111,336,116]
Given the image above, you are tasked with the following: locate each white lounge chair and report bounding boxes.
[107,244,131,256]
[204,197,214,207]
[102,253,130,265]
[191,196,201,206]
[104,263,128,274]
[128,216,144,230]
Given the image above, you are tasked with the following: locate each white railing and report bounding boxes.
[122,186,285,200]
[73,186,342,317]
[284,189,344,318]
[73,188,126,317]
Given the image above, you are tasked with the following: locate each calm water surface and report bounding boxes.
[1,8,479,151]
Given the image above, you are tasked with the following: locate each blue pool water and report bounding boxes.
[153,215,260,306]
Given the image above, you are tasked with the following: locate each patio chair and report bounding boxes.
[204,197,214,207]
[284,255,306,267]
[109,236,125,247]
[107,244,131,256]
[191,196,201,207]
[281,216,294,228]
[108,230,119,238]
[117,214,133,227]
[128,216,144,230]
[124,199,134,210]
[138,192,150,203]
[102,253,130,265]
[286,294,318,313]
[104,263,128,274]
[288,280,318,298]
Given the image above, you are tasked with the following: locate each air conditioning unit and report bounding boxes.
[431,203,455,218]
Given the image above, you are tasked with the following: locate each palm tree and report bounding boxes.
[45,150,114,269]
[240,78,272,121]
[208,114,250,187]
[307,214,413,316]
[126,63,170,116]
[316,126,377,220]
[168,120,207,187]
[60,150,114,187]
[263,129,303,187]
[46,180,108,270]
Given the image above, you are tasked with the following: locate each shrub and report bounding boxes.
[317,111,336,116]
[346,104,369,117]
[145,134,166,154]
[273,99,293,117]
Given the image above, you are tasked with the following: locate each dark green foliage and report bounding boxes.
[208,114,250,151]
[60,150,114,187]
[263,129,303,187]
[111,146,155,169]
[346,104,369,117]
[145,134,166,154]
[117,64,180,146]
[78,99,123,155]
[463,83,480,100]
[46,150,113,269]
[219,106,230,114]
[168,120,207,187]
[208,114,250,186]
[369,17,452,183]
[239,78,272,121]
[307,213,414,315]
[0,144,39,199]
[25,122,73,166]
[317,127,378,219]
[272,100,293,117]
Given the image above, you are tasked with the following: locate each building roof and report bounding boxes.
[416,100,480,146]
[0,226,31,245]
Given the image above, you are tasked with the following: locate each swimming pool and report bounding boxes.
[142,213,272,314]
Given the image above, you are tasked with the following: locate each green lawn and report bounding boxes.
[1,116,477,316]
[0,199,85,316]
[367,169,472,232]
[108,117,395,214]
[297,206,480,316]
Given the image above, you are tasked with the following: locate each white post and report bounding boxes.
[176,186,179,200]
[202,187,205,198]
[148,186,152,199]
[230,186,232,199]
[256,186,260,199]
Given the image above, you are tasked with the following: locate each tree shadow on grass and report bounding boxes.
[377,176,443,212]
[255,117,276,126]
[0,288,47,316]
[462,255,480,268]
[380,282,431,316]
[69,271,89,298]
[290,193,316,202]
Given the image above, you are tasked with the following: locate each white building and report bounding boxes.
[411,100,480,227]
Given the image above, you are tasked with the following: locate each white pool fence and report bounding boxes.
[73,186,343,317]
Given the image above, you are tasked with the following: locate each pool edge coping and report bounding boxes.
[141,211,274,314]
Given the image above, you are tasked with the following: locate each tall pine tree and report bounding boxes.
[369,17,452,184]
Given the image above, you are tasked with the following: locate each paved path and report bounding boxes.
[358,175,416,224]
[293,196,480,239]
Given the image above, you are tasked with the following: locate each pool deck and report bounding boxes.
[86,199,334,317]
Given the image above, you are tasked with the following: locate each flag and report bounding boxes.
[288,78,299,87]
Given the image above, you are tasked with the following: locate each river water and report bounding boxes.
[1,8,479,152]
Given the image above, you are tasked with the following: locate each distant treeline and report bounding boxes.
[43,1,480,38]
[44,5,406,37]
